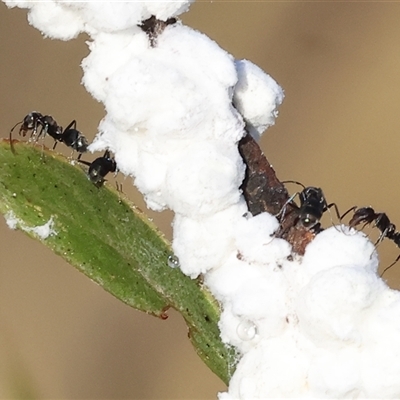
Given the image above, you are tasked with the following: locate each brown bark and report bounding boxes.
[238,134,315,255]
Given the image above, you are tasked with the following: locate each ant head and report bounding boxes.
[304,186,324,198]
[88,165,103,184]
[349,207,376,227]
[355,207,375,217]
[86,150,117,185]
[23,112,39,129]
[303,186,324,200]
[19,112,43,135]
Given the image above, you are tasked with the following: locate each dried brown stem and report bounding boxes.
[238,133,315,255]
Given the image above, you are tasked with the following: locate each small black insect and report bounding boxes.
[139,15,177,47]
[278,181,340,232]
[9,111,88,156]
[347,206,400,276]
[79,150,117,186]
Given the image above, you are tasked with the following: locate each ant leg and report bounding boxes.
[31,121,41,142]
[33,125,47,160]
[338,206,359,234]
[64,120,77,131]
[115,181,123,193]
[373,228,388,248]
[372,225,390,253]
[326,202,343,231]
[339,206,358,222]
[28,129,35,143]
[380,253,400,277]
[77,158,91,167]
[115,176,125,203]
[35,124,47,144]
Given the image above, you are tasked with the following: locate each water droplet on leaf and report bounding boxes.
[237,319,258,341]
[167,254,180,269]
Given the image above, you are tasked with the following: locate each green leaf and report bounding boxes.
[0,139,238,384]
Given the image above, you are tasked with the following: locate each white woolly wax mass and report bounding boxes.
[5,212,57,239]
[5,0,193,39]
[233,59,285,138]
[5,1,400,398]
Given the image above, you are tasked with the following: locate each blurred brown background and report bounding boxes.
[1,2,400,399]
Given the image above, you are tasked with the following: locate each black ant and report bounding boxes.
[346,206,400,276]
[79,150,117,186]
[9,111,88,156]
[278,181,340,232]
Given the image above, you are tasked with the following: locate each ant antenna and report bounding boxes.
[275,181,306,220]
[281,180,306,189]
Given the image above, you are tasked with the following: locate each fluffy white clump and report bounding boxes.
[233,59,285,139]
[5,0,193,39]
[222,227,400,399]
[5,1,400,398]
[5,211,56,239]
